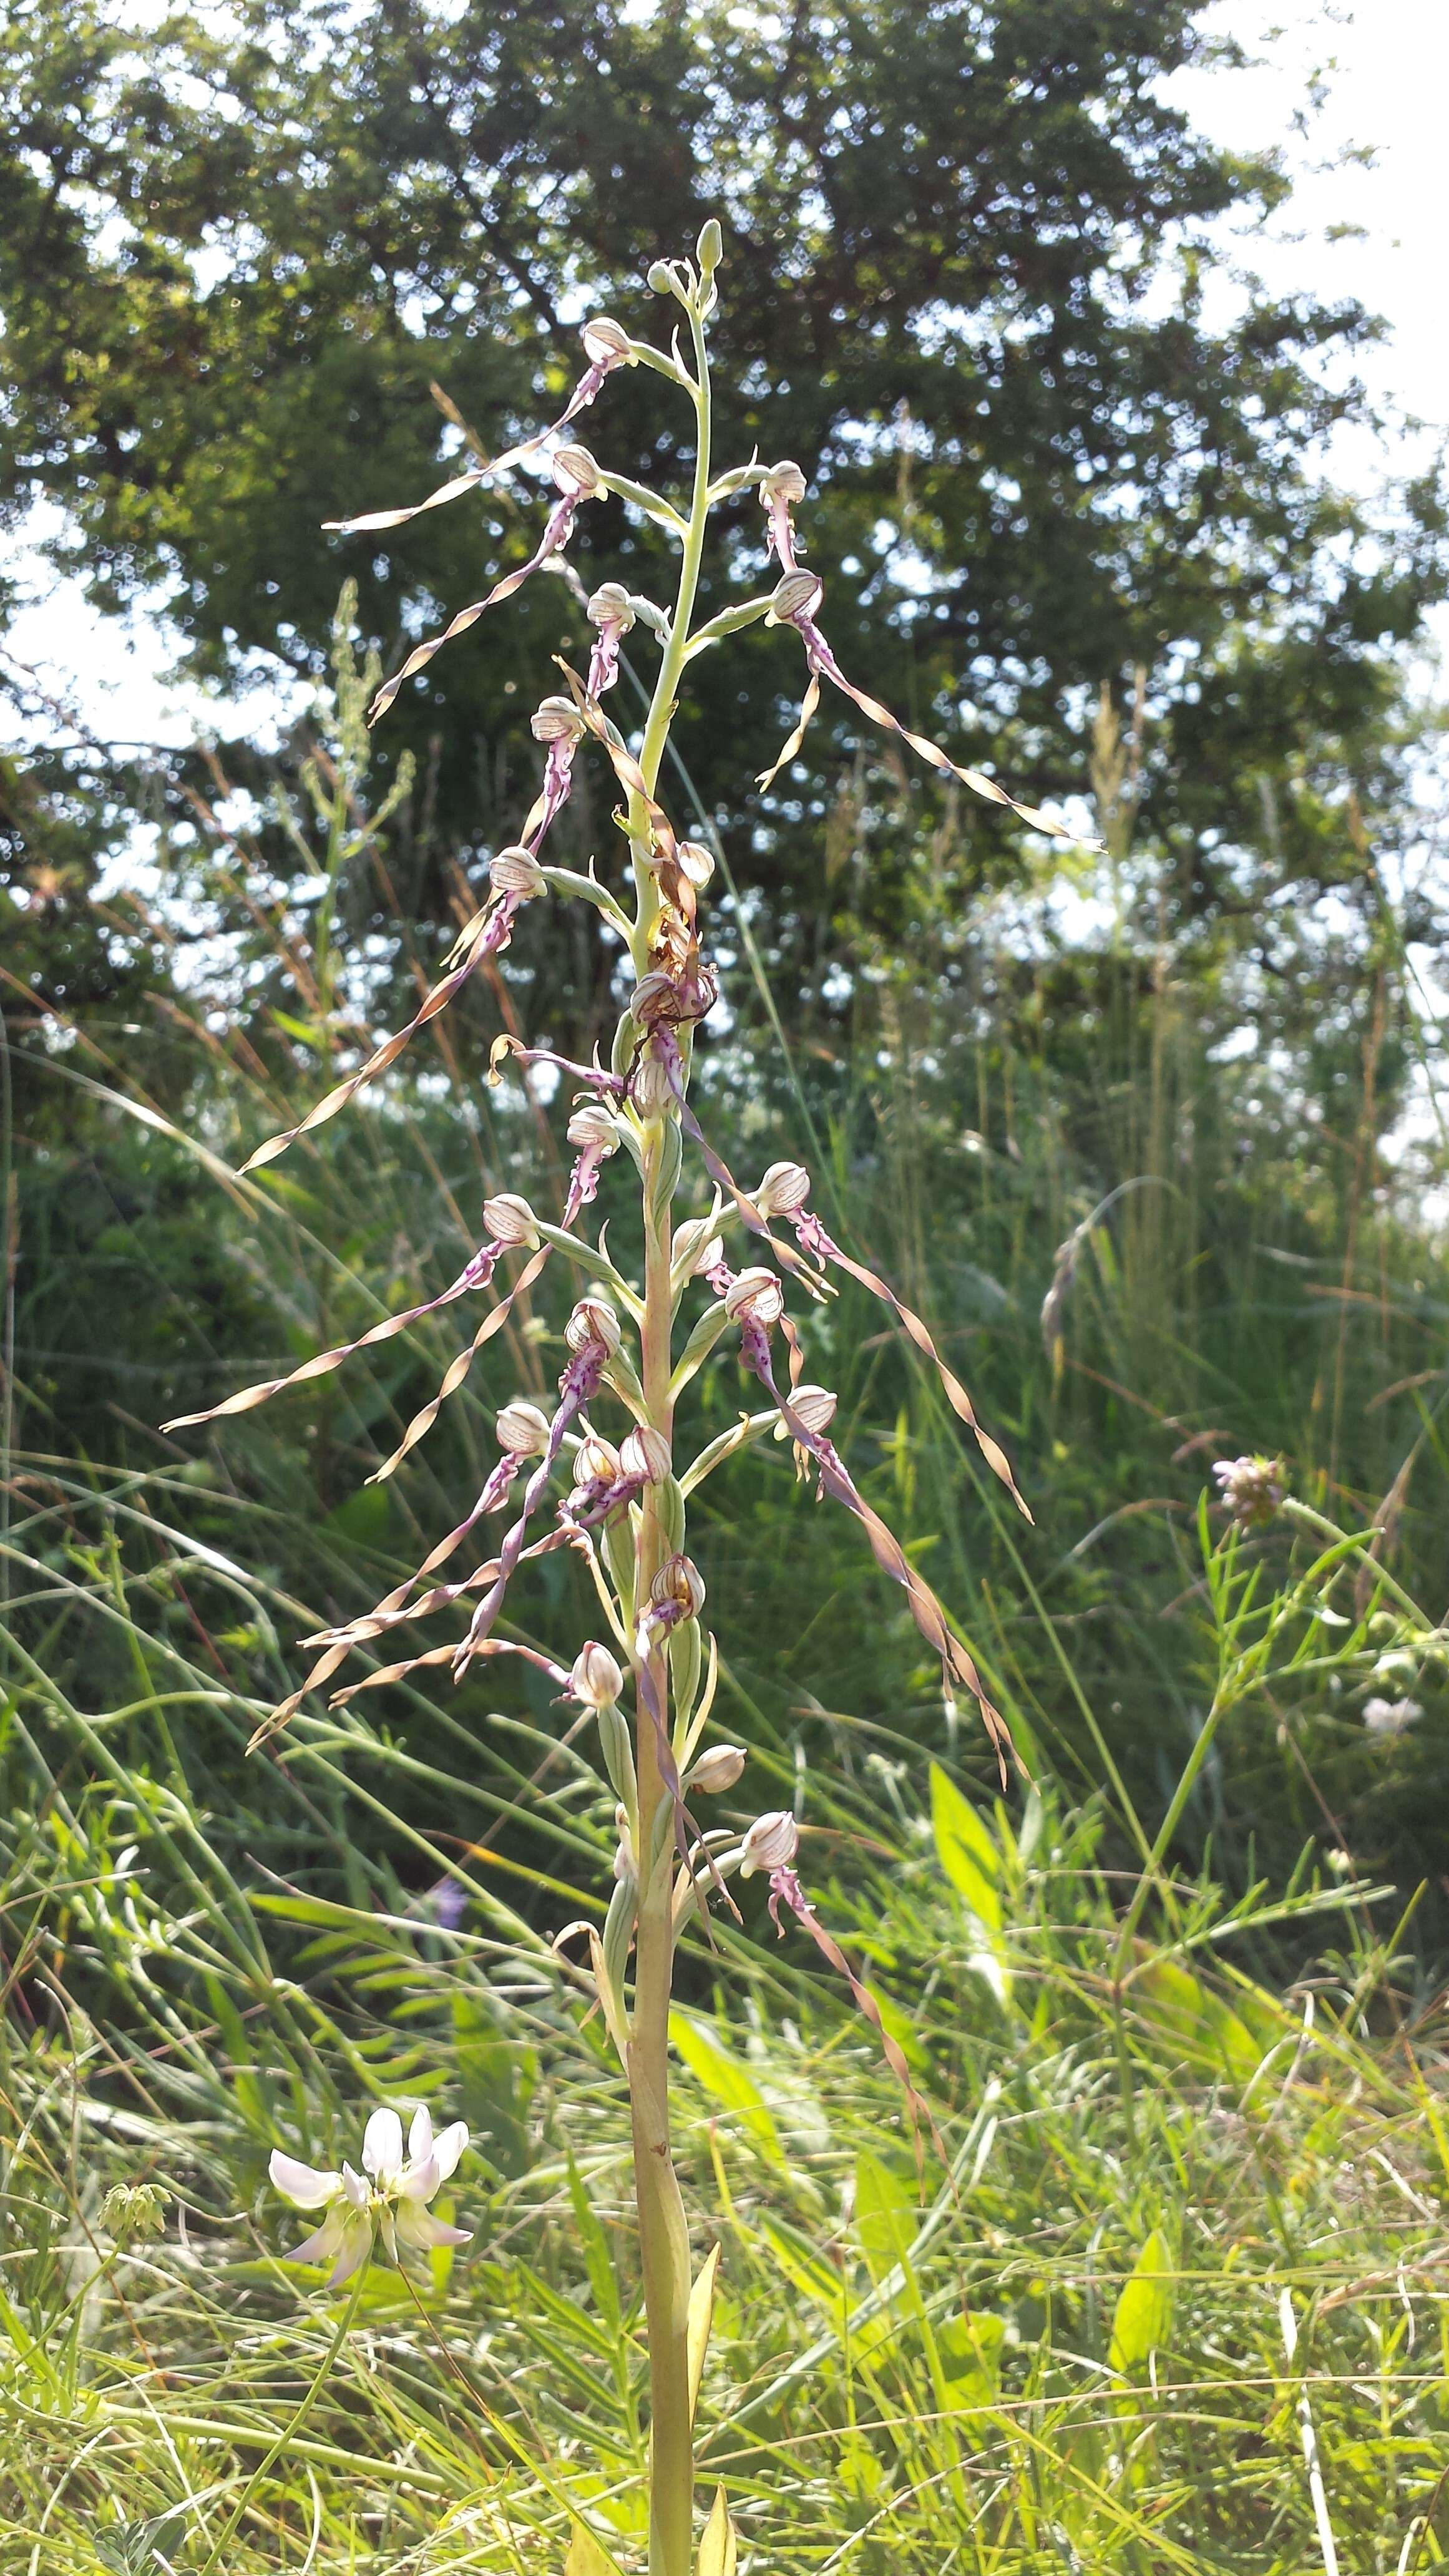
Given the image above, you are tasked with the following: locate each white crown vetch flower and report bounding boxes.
[269,2106,471,2287]
[1363,1694,1422,1739]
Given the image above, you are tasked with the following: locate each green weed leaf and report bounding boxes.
[1108,2229,1174,2374]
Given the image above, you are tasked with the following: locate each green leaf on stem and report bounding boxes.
[1108,2228,1174,2374]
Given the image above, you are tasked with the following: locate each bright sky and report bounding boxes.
[1176,0,1449,440]
[4,0,1447,752]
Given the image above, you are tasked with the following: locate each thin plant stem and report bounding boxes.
[1282,1496,1433,1629]
[0,995,14,1624]
[1111,1690,1229,1983]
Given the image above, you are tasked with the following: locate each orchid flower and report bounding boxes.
[270,2106,471,2288]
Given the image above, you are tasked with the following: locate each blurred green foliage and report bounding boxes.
[4,0,1447,1053]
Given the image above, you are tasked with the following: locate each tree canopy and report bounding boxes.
[3,0,1445,1051]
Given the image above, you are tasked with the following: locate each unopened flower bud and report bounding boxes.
[676,839,715,889]
[724,1267,784,1327]
[762,459,807,507]
[565,1296,623,1357]
[788,1383,837,1436]
[629,971,680,1027]
[688,1742,746,1794]
[613,1802,638,1881]
[1372,1649,1418,1687]
[553,443,602,496]
[573,1433,622,1487]
[696,217,724,271]
[567,1101,621,1154]
[756,1159,811,1217]
[651,1553,706,1619]
[587,580,635,632]
[673,1214,723,1275]
[632,1050,677,1122]
[530,695,586,743]
[741,1809,799,1876]
[489,842,547,898]
[582,315,632,363]
[483,1193,539,1246]
[768,571,823,626]
[620,1424,672,1484]
[570,1640,625,1709]
[647,259,675,294]
[495,1399,552,1457]
[100,2181,170,2245]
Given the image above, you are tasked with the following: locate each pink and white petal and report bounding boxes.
[429,2120,469,2183]
[269,2152,344,2211]
[362,2108,404,2183]
[396,2151,440,2202]
[407,2105,434,2165]
[341,2162,370,2210]
[328,2212,376,2289]
[286,2208,346,2266]
[396,2200,472,2251]
[377,2207,398,2263]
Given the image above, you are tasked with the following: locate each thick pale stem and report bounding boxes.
[622,283,716,2576]
[631,1130,693,2576]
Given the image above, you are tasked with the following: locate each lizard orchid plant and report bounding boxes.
[167,223,1072,2576]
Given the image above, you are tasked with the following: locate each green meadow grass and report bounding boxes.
[6,683,1449,2564]
[1,1607,1446,2572]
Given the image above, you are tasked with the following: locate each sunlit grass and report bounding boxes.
[2,1631,1445,2571]
[7,603,1449,2565]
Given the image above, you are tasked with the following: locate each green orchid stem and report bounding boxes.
[631,1122,693,2576]
[629,295,713,968]
[622,286,716,2576]
[197,2267,366,2572]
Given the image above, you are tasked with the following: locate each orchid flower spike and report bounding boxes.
[269,2106,470,2288]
